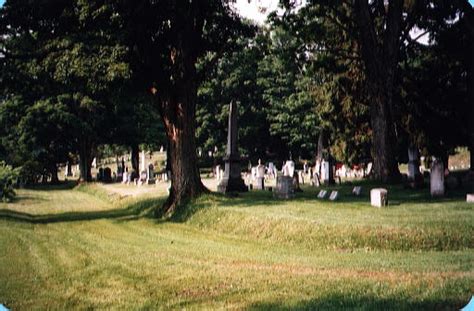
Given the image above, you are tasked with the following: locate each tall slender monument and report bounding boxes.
[217,101,248,193]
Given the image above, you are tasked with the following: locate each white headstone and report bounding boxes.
[321,160,330,181]
[370,188,388,207]
[286,160,295,177]
[251,167,257,180]
[467,194,474,203]
[366,162,373,176]
[257,163,265,178]
[64,162,70,177]
[140,150,146,172]
[268,162,275,178]
[315,160,321,176]
[298,170,304,184]
[329,191,339,201]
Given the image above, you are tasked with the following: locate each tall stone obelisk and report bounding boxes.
[217,101,248,193]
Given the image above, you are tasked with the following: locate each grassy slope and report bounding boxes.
[0,183,472,310]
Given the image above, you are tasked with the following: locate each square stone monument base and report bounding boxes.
[371,188,388,207]
[217,177,248,193]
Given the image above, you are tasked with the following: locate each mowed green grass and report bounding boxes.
[0,182,472,310]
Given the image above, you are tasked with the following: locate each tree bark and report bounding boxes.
[470,37,474,171]
[148,2,210,217]
[316,130,325,162]
[79,139,93,182]
[66,160,73,177]
[158,85,208,216]
[469,22,474,171]
[131,143,139,175]
[50,164,59,184]
[355,0,402,182]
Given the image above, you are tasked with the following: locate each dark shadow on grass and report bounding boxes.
[248,293,465,311]
[21,180,78,191]
[0,197,163,224]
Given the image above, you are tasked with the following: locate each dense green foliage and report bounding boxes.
[0,0,131,181]
[399,13,471,162]
[0,0,472,195]
[197,33,287,163]
[0,161,18,202]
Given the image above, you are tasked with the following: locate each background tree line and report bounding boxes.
[0,0,472,213]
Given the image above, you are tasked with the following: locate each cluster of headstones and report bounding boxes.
[316,190,339,201]
[315,186,388,207]
[120,163,157,186]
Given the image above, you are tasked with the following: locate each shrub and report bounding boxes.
[0,161,19,202]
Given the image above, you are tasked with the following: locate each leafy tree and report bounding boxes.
[122,0,250,214]
[0,0,130,182]
[278,0,471,181]
[0,161,19,202]
[257,22,319,160]
[17,97,78,183]
[110,91,166,175]
[399,9,471,167]
[261,4,371,166]
[197,32,285,165]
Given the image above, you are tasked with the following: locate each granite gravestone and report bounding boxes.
[274,175,294,199]
[430,159,445,197]
[217,101,248,193]
[407,147,423,188]
[147,164,155,184]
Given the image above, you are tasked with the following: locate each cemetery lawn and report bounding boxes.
[0,182,472,310]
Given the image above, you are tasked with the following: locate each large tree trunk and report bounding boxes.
[66,160,73,177]
[315,130,325,177]
[368,84,400,182]
[355,0,402,182]
[131,143,139,175]
[155,44,208,216]
[50,164,59,184]
[469,27,474,171]
[79,139,93,182]
[316,130,325,162]
[467,22,474,172]
[158,85,208,216]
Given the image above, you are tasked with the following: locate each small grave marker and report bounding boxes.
[370,188,388,207]
[317,190,328,199]
[352,186,362,196]
[329,191,339,201]
[466,194,474,203]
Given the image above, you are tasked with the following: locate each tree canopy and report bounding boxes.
[0,0,472,214]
